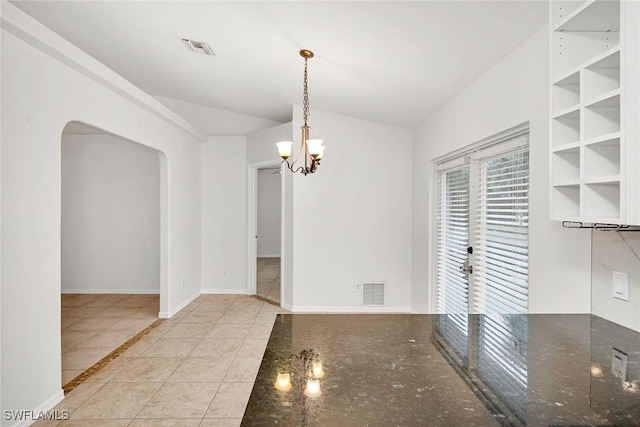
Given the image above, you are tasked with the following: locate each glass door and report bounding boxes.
[435,161,471,361]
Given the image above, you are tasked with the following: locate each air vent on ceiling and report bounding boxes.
[181,38,215,56]
[362,282,386,306]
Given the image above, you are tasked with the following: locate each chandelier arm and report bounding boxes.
[290,140,305,167]
[282,159,310,175]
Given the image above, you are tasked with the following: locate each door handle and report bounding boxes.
[460,263,473,274]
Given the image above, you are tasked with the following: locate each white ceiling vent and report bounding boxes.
[362,282,386,306]
[181,38,215,56]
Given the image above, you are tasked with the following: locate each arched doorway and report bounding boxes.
[59,121,168,387]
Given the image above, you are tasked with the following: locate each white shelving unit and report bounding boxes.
[549,0,639,224]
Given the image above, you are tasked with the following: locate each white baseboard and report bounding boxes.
[290,306,411,314]
[257,254,281,258]
[281,302,293,311]
[8,388,65,427]
[158,290,200,318]
[200,288,249,295]
[61,289,159,294]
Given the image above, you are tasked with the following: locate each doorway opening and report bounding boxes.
[247,160,289,308]
[255,166,282,305]
[60,121,166,387]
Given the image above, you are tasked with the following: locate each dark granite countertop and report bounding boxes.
[242,314,640,426]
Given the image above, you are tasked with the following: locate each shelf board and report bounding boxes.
[552,215,583,222]
[553,105,581,119]
[589,216,624,223]
[554,70,580,86]
[588,47,621,69]
[584,89,620,108]
[552,141,581,153]
[584,175,621,184]
[585,46,621,69]
[553,179,581,187]
[553,46,621,84]
[554,0,620,32]
[584,132,621,146]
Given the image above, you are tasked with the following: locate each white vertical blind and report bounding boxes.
[472,144,529,314]
[436,165,470,359]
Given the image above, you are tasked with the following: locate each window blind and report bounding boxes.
[473,143,529,423]
[472,146,529,314]
[435,165,470,359]
[434,131,529,421]
[477,314,528,423]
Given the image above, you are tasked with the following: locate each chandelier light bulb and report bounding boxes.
[306,139,324,158]
[304,378,322,398]
[276,141,293,160]
[274,372,292,391]
[312,360,325,378]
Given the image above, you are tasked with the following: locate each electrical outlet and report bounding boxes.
[613,271,629,301]
[612,348,629,380]
[355,283,361,292]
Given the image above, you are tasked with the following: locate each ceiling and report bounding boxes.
[12,1,549,134]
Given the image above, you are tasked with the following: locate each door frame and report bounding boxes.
[430,122,530,313]
[247,160,284,297]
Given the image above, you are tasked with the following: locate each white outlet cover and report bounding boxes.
[612,271,629,301]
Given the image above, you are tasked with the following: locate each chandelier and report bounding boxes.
[276,50,325,175]
[273,348,325,397]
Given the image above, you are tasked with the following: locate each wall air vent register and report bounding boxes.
[362,282,386,306]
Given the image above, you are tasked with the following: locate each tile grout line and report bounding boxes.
[251,294,281,307]
[62,295,277,426]
[62,318,165,394]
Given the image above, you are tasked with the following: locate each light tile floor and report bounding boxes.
[43,295,285,426]
[256,257,280,305]
[61,294,159,385]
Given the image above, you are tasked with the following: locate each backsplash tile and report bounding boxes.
[592,230,640,333]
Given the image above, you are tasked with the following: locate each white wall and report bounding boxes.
[201,136,248,294]
[290,107,413,312]
[411,25,591,314]
[257,169,281,257]
[1,4,202,421]
[247,122,291,164]
[62,134,160,294]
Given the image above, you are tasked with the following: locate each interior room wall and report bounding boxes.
[62,134,160,294]
[290,107,413,312]
[257,169,281,257]
[201,136,248,294]
[592,230,640,332]
[247,122,291,164]
[411,24,592,314]
[1,4,202,419]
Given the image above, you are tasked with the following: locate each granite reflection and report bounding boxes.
[243,314,499,426]
[243,314,640,426]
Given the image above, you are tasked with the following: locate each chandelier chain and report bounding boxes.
[303,58,310,126]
